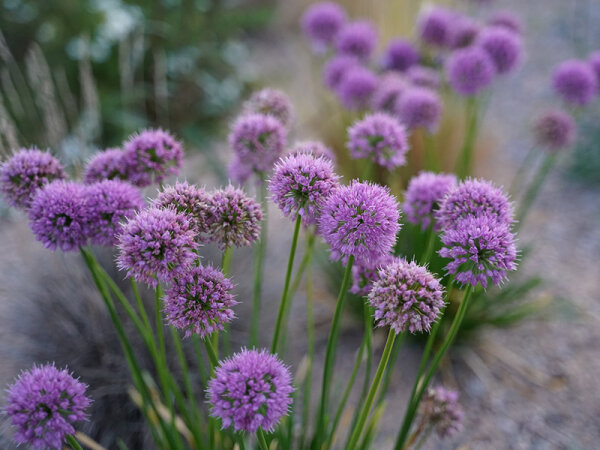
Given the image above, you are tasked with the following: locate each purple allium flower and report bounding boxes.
[371,72,408,114]
[533,109,577,152]
[335,20,377,61]
[436,178,513,230]
[242,88,294,129]
[323,55,360,90]
[439,215,517,288]
[420,386,464,438]
[405,65,441,90]
[269,153,339,226]
[207,349,293,433]
[207,185,262,249]
[368,258,445,334]
[451,16,480,49]
[117,207,197,287]
[83,148,127,184]
[588,51,600,85]
[337,66,378,110]
[164,264,237,338]
[288,140,336,163]
[28,181,90,251]
[347,113,409,169]
[446,46,496,96]
[477,26,523,75]
[551,60,597,107]
[122,129,184,187]
[301,1,347,53]
[86,180,145,246]
[397,87,443,133]
[488,11,523,35]
[381,39,419,72]
[154,182,212,237]
[228,156,254,185]
[5,364,91,450]
[0,148,66,209]
[403,172,458,230]
[319,180,400,265]
[229,113,287,176]
[350,253,394,296]
[417,6,454,48]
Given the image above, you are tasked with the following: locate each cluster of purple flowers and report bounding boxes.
[419,386,464,438]
[403,171,458,230]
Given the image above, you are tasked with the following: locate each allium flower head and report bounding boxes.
[488,11,523,35]
[337,66,378,110]
[207,185,262,249]
[451,16,480,49]
[552,60,598,107]
[83,148,127,184]
[242,88,294,129]
[381,39,419,72]
[208,349,293,432]
[397,87,443,133]
[420,386,464,438]
[446,46,496,96]
[439,215,517,288]
[368,258,445,334]
[371,72,408,114]
[436,178,513,230]
[477,26,523,75]
[417,6,454,48]
[269,153,339,226]
[301,1,347,53]
[403,172,458,230]
[533,109,577,152]
[117,207,197,287]
[288,140,336,163]
[323,55,360,90]
[406,65,441,90]
[164,264,237,338]
[351,253,394,296]
[5,364,91,449]
[335,20,377,61]
[122,129,183,187]
[588,51,600,85]
[229,113,287,176]
[154,182,212,236]
[28,181,90,251]
[319,180,400,265]
[86,180,145,246]
[0,148,66,209]
[347,113,409,169]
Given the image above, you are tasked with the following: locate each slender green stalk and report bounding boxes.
[347,329,397,449]
[361,159,374,180]
[256,428,269,450]
[271,214,302,354]
[420,225,437,265]
[65,435,83,450]
[516,152,559,227]
[394,286,473,450]
[314,254,355,447]
[509,145,538,197]
[237,434,247,450]
[130,278,152,332]
[455,96,480,179]
[423,132,439,172]
[204,335,219,372]
[326,336,367,448]
[251,176,268,347]
[377,333,405,406]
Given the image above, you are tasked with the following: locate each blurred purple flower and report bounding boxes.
[533,109,577,151]
[552,59,597,106]
[371,72,408,114]
[477,26,523,75]
[83,148,127,184]
[406,65,441,90]
[446,46,496,96]
[301,1,347,53]
[335,20,377,61]
[337,66,378,110]
[403,171,458,230]
[488,10,523,35]
[418,6,454,48]
[323,55,360,90]
[242,88,294,129]
[288,140,336,163]
[420,386,464,438]
[397,87,443,133]
[381,38,419,72]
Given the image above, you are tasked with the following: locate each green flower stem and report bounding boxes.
[516,151,559,228]
[192,335,208,386]
[204,335,219,373]
[377,332,405,406]
[131,278,152,332]
[455,96,480,179]
[347,329,397,449]
[314,254,355,447]
[79,248,179,448]
[251,176,269,347]
[423,132,439,172]
[326,334,367,448]
[270,214,303,354]
[394,286,473,450]
[65,435,83,450]
[361,159,374,180]
[420,225,437,265]
[299,233,316,449]
[256,428,269,450]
